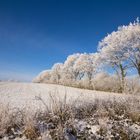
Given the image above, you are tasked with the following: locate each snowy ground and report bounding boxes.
[0,82,134,110]
[0,82,140,139]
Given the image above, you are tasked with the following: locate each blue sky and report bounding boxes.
[0,0,140,81]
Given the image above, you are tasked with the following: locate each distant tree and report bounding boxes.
[73,53,97,84]
[33,70,52,83]
[60,53,81,85]
[33,52,100,88]
[51,63,63,84]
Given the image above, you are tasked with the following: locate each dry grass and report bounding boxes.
[0,92,140,140]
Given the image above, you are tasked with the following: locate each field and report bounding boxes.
[0,82,129,110]
[0,82,140,139]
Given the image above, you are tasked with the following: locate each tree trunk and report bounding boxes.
[119,64,126,93]
[87,72,92,89]
[138,63,140,77]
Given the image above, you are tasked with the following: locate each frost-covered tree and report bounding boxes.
[98,18,140,91]
[122,18,140,76]
[98,40,127,91]
[73,53,97,81]
[33,52,100,88]
[60,53,81,85]
[51,63,63,84]
[33,70,52,83]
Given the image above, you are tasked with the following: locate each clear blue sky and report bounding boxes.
[0,0,139,81]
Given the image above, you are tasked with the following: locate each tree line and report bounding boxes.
[33,19,140,93]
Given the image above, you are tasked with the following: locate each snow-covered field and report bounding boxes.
[0,82,140,139]
[0,82,132,110]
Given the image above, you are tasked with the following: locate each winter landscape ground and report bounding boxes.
[0,82,131,109]
[0,82,140,140]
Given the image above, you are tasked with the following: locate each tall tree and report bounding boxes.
[98,18,140,91]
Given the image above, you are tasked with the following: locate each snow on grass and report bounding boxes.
[0,82,140,139]
[0,82,134,110]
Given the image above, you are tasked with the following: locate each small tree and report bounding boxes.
[33,70,52,83]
